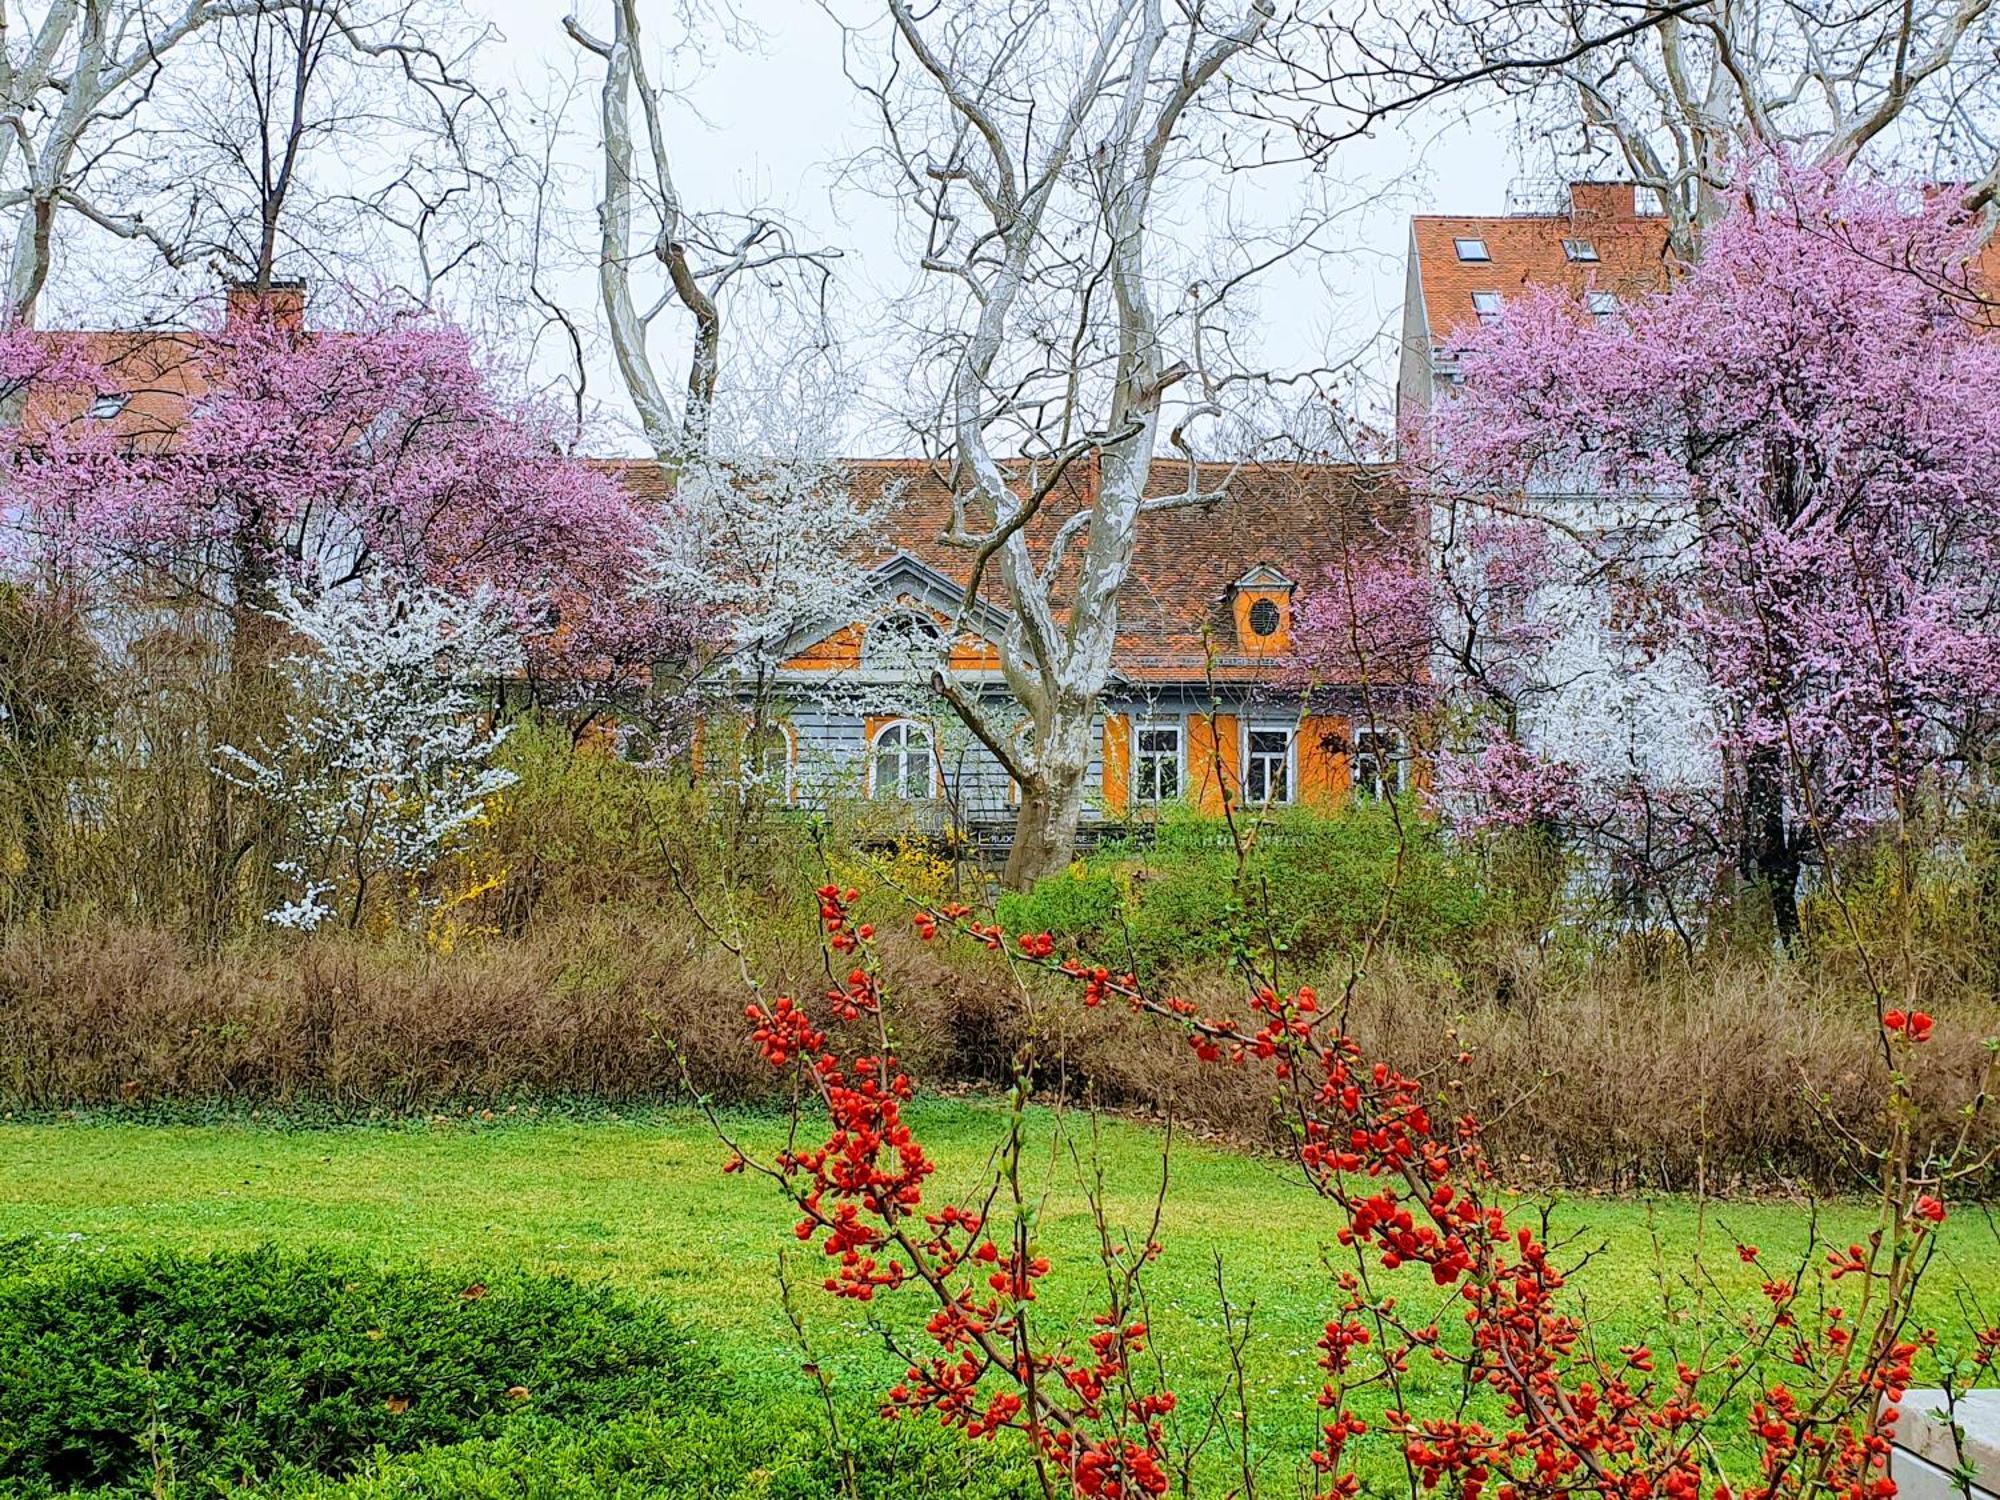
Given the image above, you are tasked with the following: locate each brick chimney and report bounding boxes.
[1569,181,1636,220]
[224,278,307,331]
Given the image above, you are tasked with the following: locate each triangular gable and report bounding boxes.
[1232,563,1294,590]
[773,550,1012,671]
[867,551,1013,637]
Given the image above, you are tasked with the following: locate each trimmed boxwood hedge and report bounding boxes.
[0,1240,710,1495]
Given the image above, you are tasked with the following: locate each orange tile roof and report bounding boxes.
[17,287,308,446]
[29,301,1410,692]
[1413,183,1672,343]
[615,455,1409,686]
[18,330,211,448]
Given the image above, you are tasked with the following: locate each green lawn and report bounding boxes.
[3,1103,1995,1494]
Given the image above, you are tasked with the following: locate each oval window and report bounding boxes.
[1248,598,1282,637]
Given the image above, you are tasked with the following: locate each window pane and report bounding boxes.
[1453,237,1489,261]
[1352,730,1401,799]
[1134,726,1181,806]
[1246,729,1291,804]
[873,722,926,800]
[1353,755,1382,799]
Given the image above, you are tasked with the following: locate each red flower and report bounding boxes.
[1882,1010,1935,1043]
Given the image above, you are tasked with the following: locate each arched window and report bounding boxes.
[862,610,945,673]
[869,719,935,800]
[741,721,796,805]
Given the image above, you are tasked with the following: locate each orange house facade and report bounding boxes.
[659,457,1420,829]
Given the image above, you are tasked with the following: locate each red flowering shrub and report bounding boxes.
[722,884,1997,1500]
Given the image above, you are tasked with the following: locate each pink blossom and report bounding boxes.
[1421,159,2000,904]
[3,304,680,728]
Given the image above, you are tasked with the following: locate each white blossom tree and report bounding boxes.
[644,447,884,685]
[216,580,521,932]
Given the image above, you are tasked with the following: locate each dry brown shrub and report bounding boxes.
[1030,947,1999,1193]
[3,916,1993,1193]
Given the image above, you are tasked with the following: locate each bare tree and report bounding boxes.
[1227,0,2000,253]
[831,0,1273,886]
[1563,0,1999,250]
[563,0,841,465]
[0,0,232,327]
[1344,0,1998,253]
[161,0,513,305]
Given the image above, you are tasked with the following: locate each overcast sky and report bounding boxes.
[456,2,1561,454]
[28,2,1549,456]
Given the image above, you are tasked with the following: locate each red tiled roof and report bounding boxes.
[1413,182,1672,342]
[18,331,210,448]
[616,455,1409,685]
[28,299,1411,690]
[17,286,308,446]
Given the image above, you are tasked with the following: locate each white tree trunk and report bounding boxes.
[884,0,1271,885]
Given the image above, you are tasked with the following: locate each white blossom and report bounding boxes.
[645,447,884,683]
[217,581,522,931]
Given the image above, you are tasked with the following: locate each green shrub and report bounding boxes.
[0,1242,708,1494]
[274,1402,1037,1499]
[994,867,1123,945]
[1259,802,1492,958]
[1102,802,1494,976]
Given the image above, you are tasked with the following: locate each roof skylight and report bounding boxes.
[1453,237,1490,261]
[87,393,129,420]
[1471,291,1503,322]
[1563,238,1600,262]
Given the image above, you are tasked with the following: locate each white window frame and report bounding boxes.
[1242,723,1296,807]
[1131,719,1184,807]
[867,718,938,801]
[740,721,796,806]
[1453,236,1490,261]
[1562,238,1600,262]
[1351,727,1406,801]
[1470,291,1503,323]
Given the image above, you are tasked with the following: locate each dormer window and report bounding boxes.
[1231,564,1294,654]
[1453,237,1490,261]
[87,392,129,420]
[1471,291,1503,324]
[1562,238,1600,262]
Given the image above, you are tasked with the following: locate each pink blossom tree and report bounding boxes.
[3,302,674,724]
[0,299,681,928]
[19,310,639,609]
[1418,161,2000,941]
